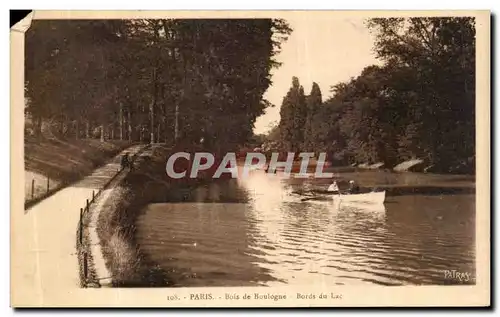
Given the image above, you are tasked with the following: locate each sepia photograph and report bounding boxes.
[10,10,490,307]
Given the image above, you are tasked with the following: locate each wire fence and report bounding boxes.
[76,145,149,287]
[25,176,57,210]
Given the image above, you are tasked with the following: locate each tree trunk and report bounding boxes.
[35,115,42,138]
[156,123,160,144]
[175,103,179,141]
[150,67,157,144]
[100,125,104,142]
[86,121,90,139]
[150,101,155,144]
[111,125,114,140]
[119,102,123,140]
[128,111,132,142]
[165,123,168,144]
[75,120,79,140]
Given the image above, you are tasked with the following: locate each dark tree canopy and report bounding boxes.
[25,19,292,153]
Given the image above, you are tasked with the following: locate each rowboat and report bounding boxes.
[332,200,387,213]
[331,191,386,205]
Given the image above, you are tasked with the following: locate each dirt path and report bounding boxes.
[11,144,145,307]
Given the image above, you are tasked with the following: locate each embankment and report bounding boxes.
[25,136,131,207]
[74,144,146,288]
[95,145,200,287]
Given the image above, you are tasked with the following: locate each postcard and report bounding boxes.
[10,10,490,307]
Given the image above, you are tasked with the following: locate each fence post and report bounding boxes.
[86,199,89,212]
[83,251,88,284]
[46,177,50,194]
[92,190,95,201]
[31,179,35,199]
[79,208,83,245]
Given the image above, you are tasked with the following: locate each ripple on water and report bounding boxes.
[135,172,475,286]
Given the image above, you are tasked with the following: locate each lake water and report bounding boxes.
[135,169,475,286]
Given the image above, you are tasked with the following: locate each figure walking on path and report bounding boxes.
[121,152,131,171]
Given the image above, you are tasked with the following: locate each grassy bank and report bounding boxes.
[76,209,100,288]
[95,145,187,287]
[24,136,131,205]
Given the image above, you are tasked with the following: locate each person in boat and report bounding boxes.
[327,180,340,193]
[347,180,360,194]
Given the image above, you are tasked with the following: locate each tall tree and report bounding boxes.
[303,82,322,152]
[279,77,307,152]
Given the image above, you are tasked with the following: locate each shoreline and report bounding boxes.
[93,145,177,287]
[92,144,221,287]
[77,145,150,287]
[92,147,476,288]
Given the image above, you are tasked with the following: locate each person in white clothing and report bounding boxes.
[327,180,339,193]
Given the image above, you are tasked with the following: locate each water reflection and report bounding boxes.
[383,195,475,284]
[135,169,475,286]
[236,171,391,286]
[135,202,282,287]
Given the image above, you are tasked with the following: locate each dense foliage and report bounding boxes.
[25,19,292,153]
[276,17,475,173]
